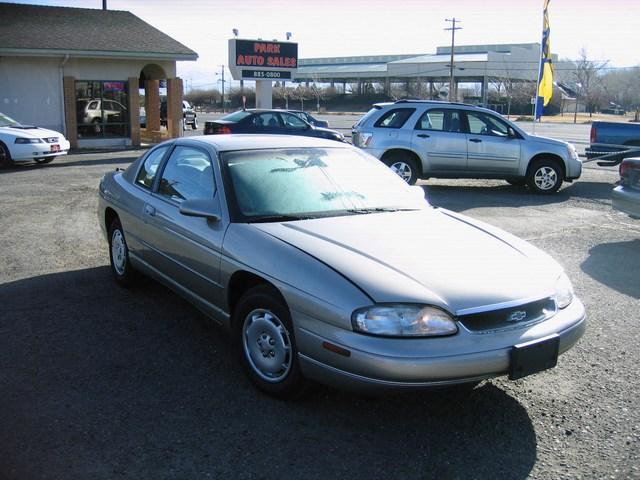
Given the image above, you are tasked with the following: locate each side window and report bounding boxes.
[374,108,416,128]
[88,101,99,110]
[282,113,308,130]
[253,113,282,128]
[135,146,169,189]
[446,110,463,133]
[466,111,510,136]
[416,109,446,131]
[158,146,215,202]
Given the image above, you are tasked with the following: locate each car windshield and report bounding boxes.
[0,113,20,127]
[221,110,253,122]
[221,147,426,222]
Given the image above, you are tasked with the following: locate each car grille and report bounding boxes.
[458,297,557,333]
[44,137,59,143]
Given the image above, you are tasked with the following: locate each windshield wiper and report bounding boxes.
[249,214,317,223]
[347,207,418,214]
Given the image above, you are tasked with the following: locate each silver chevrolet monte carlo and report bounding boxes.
[98,135,586,398]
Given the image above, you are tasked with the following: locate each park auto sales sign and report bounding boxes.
[228,39,298,80]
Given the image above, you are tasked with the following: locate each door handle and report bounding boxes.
[417,133,430,138]
[143,204,156,217]
[469,138,482,143]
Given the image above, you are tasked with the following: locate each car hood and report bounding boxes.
[254,209,560,313]
[526,134,568,147]
[1,125,63,139]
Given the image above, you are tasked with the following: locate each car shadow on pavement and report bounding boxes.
[423,180,613,212]
[0,267,536,480]
[581,239,640,299]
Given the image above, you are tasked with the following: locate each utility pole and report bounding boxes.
[219,65,225,113]
[445,18,462,102]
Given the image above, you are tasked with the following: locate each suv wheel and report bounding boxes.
[383,153,419,185]
[191,118,198,130]
[526,159,563,194]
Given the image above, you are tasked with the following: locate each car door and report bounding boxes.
[141,145,226,306]
[280,112,313,137]
[463,110,522,175]
[411,108,468,173]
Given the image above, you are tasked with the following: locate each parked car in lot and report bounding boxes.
[288,110,329,128]
[0,112,70,168]
[612,157,640,218]
[204,109,345,142]
[586,121,640,165]
[98,135,585,398]
[77,98,127,130]
[352,100,582,193]
[160,99,198,130]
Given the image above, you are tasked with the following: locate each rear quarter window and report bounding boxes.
[374,108,416,129]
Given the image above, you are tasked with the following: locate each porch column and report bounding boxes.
[62,76,77,148]
[166,77,184,138]
[128,77,140,147]
[144,79,161,141]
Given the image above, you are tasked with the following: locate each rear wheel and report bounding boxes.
[234,285,308,399]
[526,159,563,194]
[108,218,137,287]
[0,142,13,169]
[191,118,198,130]
[383,152,419,185]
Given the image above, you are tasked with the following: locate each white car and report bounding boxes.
[0,112,71,168]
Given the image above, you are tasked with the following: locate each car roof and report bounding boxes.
[175,134,349,153]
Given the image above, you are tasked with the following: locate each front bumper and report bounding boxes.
[612,185,640,218]
[295,298,586,392]
[11,139,70,163]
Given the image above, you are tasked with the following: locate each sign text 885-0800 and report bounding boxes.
[242,70,292,79]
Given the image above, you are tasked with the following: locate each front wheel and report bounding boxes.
[526,159,563,194]
[383,153,419,185]
[108,218,137,287]
[0,142,13,169]
[234,285,308,399]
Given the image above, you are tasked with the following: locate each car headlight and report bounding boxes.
[15,137,43,144]
[554,272,574,309]
[352,304,457,337]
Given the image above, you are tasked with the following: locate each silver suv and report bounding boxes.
[352,100,582,193]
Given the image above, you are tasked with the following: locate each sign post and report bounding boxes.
[229,39,298,109]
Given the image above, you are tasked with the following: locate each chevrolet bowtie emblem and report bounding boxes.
[507,310,527,322]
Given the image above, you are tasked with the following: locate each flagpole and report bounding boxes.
[533,0,547,133]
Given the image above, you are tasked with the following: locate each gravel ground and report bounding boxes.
[0,150,638,479]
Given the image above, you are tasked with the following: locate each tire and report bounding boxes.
[108,218,137,287]
[92,118,102,134]
[234,285,308,399]
[383,153,419,185]
[191,118,198,130]
[526,159,563,194]
[182,118,188,131]
[0,141,13,169]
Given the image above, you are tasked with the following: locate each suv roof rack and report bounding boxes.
[393,99,474,107]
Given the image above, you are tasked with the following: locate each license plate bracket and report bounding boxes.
[509,334,559,380]
[51,144,60,152]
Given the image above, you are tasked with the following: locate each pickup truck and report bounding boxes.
[586,121,640,166]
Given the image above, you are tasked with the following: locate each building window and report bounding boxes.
[75,81,129,138]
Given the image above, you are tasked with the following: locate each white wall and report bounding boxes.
[0,56,64,132]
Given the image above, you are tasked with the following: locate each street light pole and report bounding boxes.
[445,18,462,102]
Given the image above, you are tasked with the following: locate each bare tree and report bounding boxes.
[573,48,609,118]
[601,67,640,120]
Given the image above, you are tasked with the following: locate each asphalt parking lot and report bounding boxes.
[1,127,639,479]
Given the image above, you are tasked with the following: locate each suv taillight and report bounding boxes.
[590,125,596,144]
[218,126,232,134]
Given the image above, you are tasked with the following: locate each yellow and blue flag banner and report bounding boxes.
[535,0,553,120]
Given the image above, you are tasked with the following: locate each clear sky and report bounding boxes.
[7,0,640,89]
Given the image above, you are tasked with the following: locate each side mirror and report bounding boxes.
[179,199,221,221]
[507,127,517,138]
